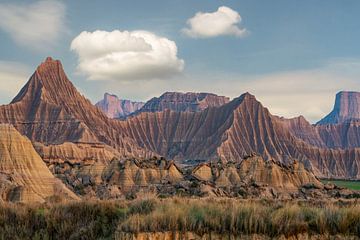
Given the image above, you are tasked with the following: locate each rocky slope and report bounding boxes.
[96,93,144,118]
[72,154,355,200]
[0,124,77,203]
[1,57,360,179]
[0,57,155,162]
[192,155,321,192]
[136,92,230,113]
[120,93,360,178]
[317,91,360,125]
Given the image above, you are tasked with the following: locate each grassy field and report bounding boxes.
[321,179,360,190]
[0,198,360,239]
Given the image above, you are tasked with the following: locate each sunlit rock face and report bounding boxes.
[0,124,78,203]
[2,57,360,181]
[0,57,156,161]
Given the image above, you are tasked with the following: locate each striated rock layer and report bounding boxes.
[0,124,77,203]
[121,93,360,178]
[136,91,230,113]
[317,91,360,125]
[96,93,144,119]
[2,57,360,179]
[86,155,354,200]
[0,57,156,163]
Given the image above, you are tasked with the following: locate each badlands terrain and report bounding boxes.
[1,57,360,239]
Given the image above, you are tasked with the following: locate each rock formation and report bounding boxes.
[83,154,354,200]
[0,57,156,162]
[192,155,321,192]
[317,91,360,125]
[96,93,144,119]
[102,158,183,197]
[136,92,230,113]
[2,57,360,180]
[0,124,77,203]
[121,93,360,178]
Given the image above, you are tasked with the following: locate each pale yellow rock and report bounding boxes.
[0,124,78,203]
[192,164,213,181]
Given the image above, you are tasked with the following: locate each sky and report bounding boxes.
[1,0,360,123]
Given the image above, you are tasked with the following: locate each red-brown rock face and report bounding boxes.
[0,57,155,160]
[2,57,360,179]
[96,93,144,119]
[120,93,360,178]
[137,92,230,113]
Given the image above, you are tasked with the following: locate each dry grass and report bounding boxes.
[119,198,360,237]
[0,198,360,239]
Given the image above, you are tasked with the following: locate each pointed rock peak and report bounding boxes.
[45,56,54,62]
[231,92,258,105]
[36,57,63,74]
[242,92,256,99]
[11,57,84,106]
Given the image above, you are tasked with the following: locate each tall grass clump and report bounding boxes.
[118,198,360,238]
[1,198,360,238]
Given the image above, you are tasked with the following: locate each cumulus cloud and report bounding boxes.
[71,30,185,81]
[182,6,248,38]
[0,61,31,104]
[0,0,66,50]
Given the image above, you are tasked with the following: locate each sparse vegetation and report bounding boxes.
[321,179,360,191]
[1,198,360,239]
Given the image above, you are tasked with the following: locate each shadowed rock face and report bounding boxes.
[96,93,144,118]
[121,93,360,178]
[317,91,360,125]
[0,124,77,203]
[136,92,230,113]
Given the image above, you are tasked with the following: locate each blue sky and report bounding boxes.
[1,0,360,122]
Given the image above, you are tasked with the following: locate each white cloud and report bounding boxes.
[0,61,31,104]
[0,0,66,50]
[182,6,248,38]
[71,30,185,81]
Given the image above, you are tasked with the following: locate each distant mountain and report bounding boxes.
[317,91,360,125]
[136,92,230,113]
[96,93,144,119]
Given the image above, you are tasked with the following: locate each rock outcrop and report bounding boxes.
[0,124,77,203]
[0,57,156,162]
[317,91,360,125]
[96,93,144,119]
[121,93,360,179]
[136,92,230,113]
[192,155,321,193]
[2,57,360,180]
[82,155,355,200]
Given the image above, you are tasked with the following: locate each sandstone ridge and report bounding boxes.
[0,124,77,203]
